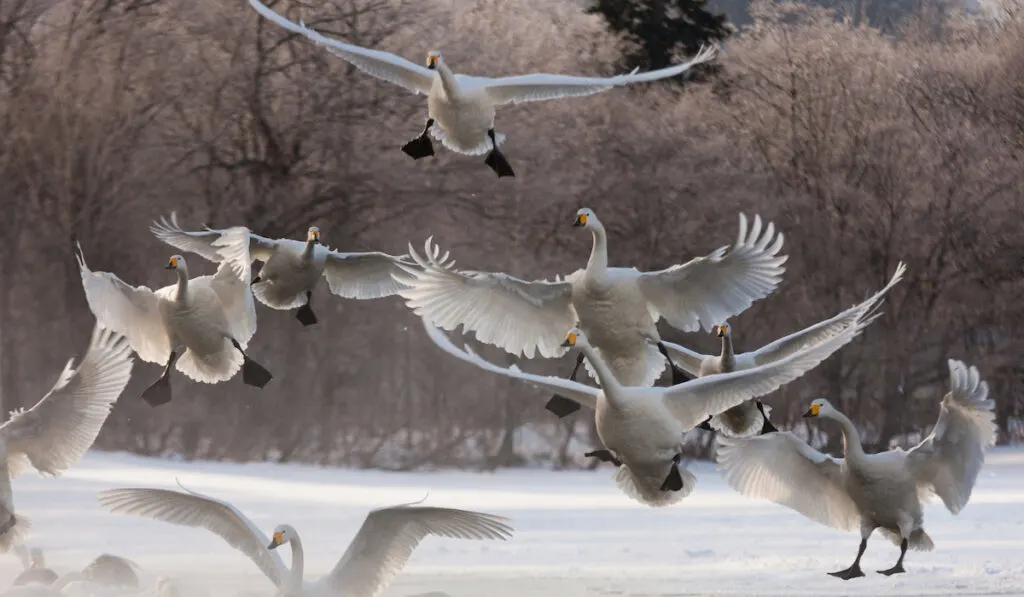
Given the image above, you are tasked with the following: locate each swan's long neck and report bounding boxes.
[437,63,460,98]
[302,241,316,261]
[174,267,189,302]
[579,344,624,406]
[719,335,735,371]
[586,224,609,281]
[53,571,87,590]
[828,409,867,464]
[284,532,305,596]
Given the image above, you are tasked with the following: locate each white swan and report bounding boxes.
[664,261,906,437]
[716,360,997,579]
[422,322,859,507]
[150,214,415,327]
[247,0,717,177]
[75,245,272,407]
[0,325,133,552]
[2,573,90,597]
[97,485,513,597]
[396,208,786,417]
[11,546,57,586]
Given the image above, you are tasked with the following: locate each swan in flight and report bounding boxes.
[76,245,272,407]
[396,209,786,418]
[716,360,997,579]
[664,261,906,437]
[97,484,513,597]
[421,322,858,506]
[0,325,133,553]
[247,0,717,177]
[150,213,414,327]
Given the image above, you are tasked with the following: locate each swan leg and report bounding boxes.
[828,539,868,580]
[656,342,691,385]
[584,449,622,467]
[140,351,177,407]
[483,129,515,178]
[230,339,273,388]
[660,454,686,492]
[877,538,908,576]
[294,290,318,326]
[756,401,779,434]
[545,352,585,418]
[401,118,435,159]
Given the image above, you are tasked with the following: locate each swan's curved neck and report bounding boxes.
[579,344,623,405]
[827,409,866,463]
[437,63,460,98]
[174,267,189,302]
[586,224,609,279]
[719,335,735,370]
[284,532,305,596]
[302,241,316,260]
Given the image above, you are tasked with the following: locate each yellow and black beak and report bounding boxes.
[802,404,821,418]
[715,325,727,337]
[573,214,587,227]
[166,257,178,270]
[561,332,578,348]
[427,55,438,70]
[267,531,283,550]
[309,232,320,244]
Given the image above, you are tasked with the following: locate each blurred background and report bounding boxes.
[0,0,1021,471]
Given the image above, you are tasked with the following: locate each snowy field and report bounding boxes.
[5,448,1024,597]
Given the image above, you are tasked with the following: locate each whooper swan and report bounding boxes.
[97,485,513,597]
[0,325,133,553]
[150,213,414,327]
[716,360,997,579]
[247,0,716,178]
[396,208,786,418]
[76,245,272,407]
[664,261,906,437]
[422,322,857,507]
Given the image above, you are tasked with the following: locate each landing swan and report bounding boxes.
[11,546,57,586]
[150,213,415,327]
[247,0,717,177]
[421,322,858,507]
[0,325,133,553]
[75,245,272,407]
[664,261,906,437]
[397,208,786,417]
[716,360,997,579]
[97,485,513,597]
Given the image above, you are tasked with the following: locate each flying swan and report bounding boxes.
[97,484,514,597]
[150,213,414,327]
[0,325,133,553]
[247,0,717,177]
[664,262,906,437]
[396,208,786,418]
[716,360,997,579]
[76,245,272,407]
[421,322,859,507]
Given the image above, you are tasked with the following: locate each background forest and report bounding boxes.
[0,0,1021,470]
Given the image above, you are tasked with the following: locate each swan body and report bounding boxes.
[150,214,414,326]
[421,322,860,507]
[247,0,717,176]
[11,547,58,586]
[397,209,787,388]
[664,262,906,436]
[0,325,133,552]
[716,360,997,578]
[98,485,513,597]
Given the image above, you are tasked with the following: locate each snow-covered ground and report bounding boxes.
[6,448,1024,596]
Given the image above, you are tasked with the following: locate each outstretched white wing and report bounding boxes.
[480,45,717,105]
[0,325,133,476]
[97,486,289,588]
[323,250,414,300]
[248,0,435,95]
[716,432,860,531]
[637,214,787,333]
[421,321,599,410]
[396,238,576,359]
[906,359,997,514]
[75,244,171,365]
[150,213,279,268]
[322,504,513,597]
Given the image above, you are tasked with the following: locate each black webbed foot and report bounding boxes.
[757,402,778,434]
[241,357,273,388]
[545,395,582,418]
[877,563,905,576]
[827,564,865,580]
[295,292,317,326]
[484,150,515,178]
[660,454,685,492]
[401,135,435,160]
[140,375,172,407]
[696,416,714,431]
[584,449,622,467]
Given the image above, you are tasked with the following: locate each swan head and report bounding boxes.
[714,323,730,338]
[267,525,295,550]
[165,255,186,271]
[306,226,321,244]
[560,327,590,349]
[426,51,442,70]
[802,398,836,419]
[573,208,598,230]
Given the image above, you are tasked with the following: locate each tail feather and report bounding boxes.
[879,527,934,552]
[251,280,306,310]
[613,465,695,507]
[175,342,242,383]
